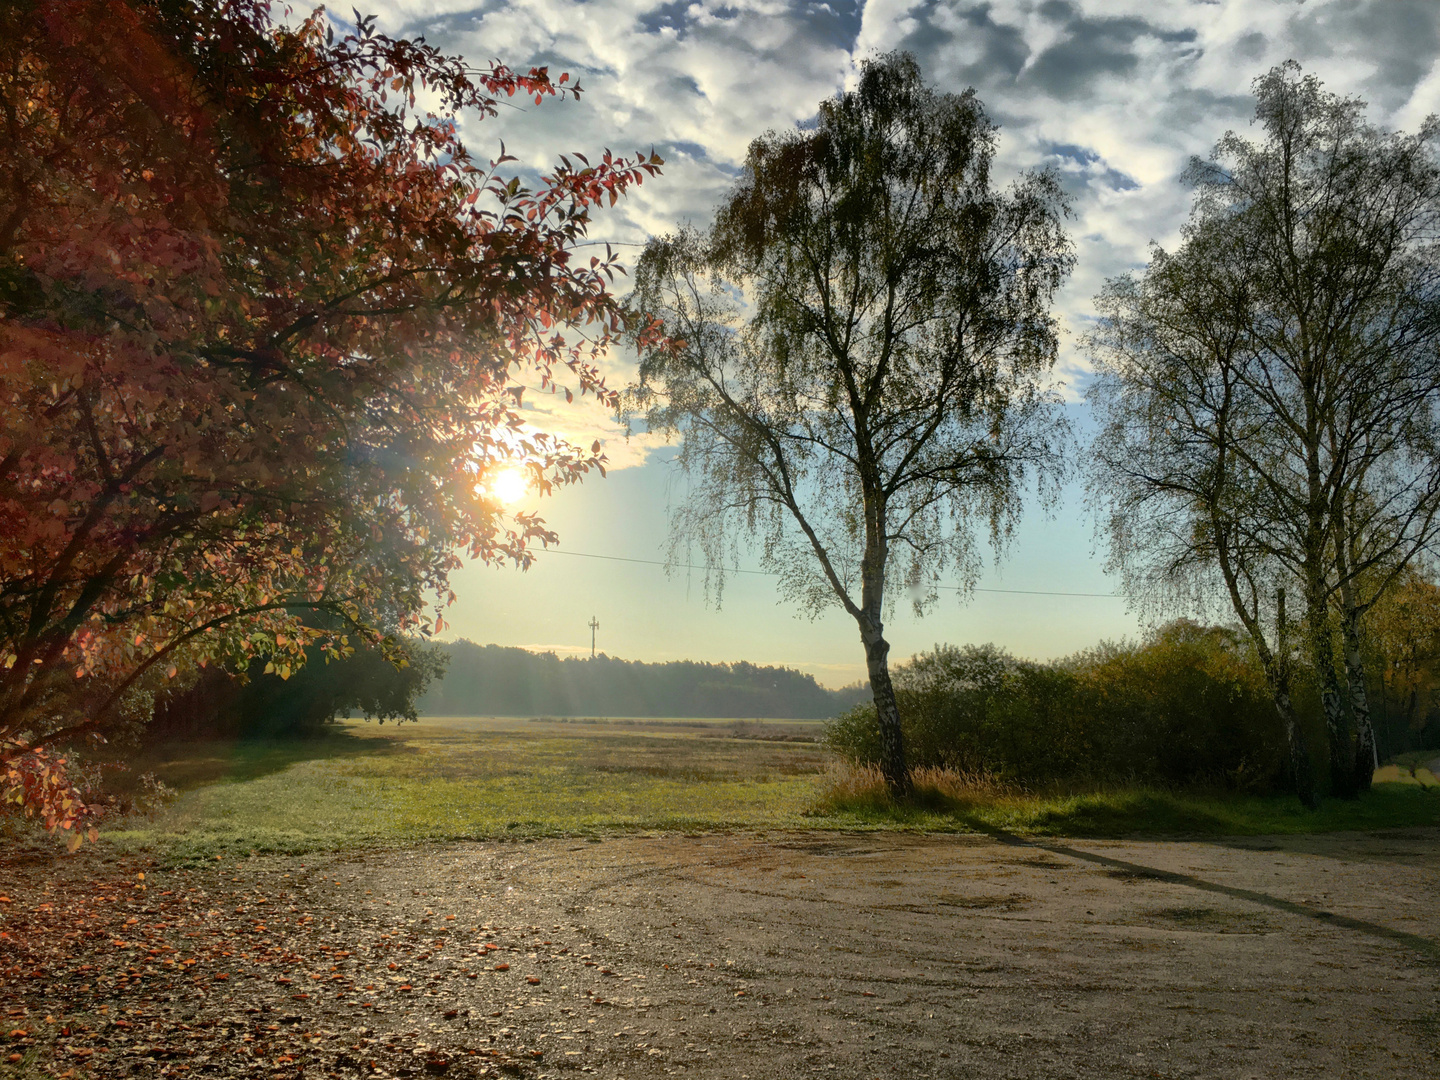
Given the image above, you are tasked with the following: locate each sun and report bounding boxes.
[487,466,530,506]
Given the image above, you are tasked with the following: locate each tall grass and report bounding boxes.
[812,762,1440,836]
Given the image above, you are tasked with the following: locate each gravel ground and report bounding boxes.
[3,828,1439,1079]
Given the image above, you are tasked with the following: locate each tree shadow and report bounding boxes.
[114,726,414,793]
[979,823,1440,964]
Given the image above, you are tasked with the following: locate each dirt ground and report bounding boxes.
[4,828,1439,1079]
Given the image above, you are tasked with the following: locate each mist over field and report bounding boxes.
[417,641,869,717]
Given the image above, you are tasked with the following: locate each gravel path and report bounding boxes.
[4,828,1439,1078]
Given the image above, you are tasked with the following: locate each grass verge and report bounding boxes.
[813,764,1440,836]
[65,718,1440,861]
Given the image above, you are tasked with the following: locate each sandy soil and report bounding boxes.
[4,828,1439,1078]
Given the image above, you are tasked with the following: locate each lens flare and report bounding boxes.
[487,467,529,505]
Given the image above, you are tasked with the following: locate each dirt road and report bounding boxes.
[4,829,1438,1078]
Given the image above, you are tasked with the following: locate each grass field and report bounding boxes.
[90,715,1440,861]
[101,716,832,859]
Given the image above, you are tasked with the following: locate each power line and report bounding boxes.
[533,546,1124,599]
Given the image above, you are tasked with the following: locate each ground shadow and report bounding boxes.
[117,726,415,793]
[980,824,1440,963]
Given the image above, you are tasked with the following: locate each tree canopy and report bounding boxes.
[630,53,1072,792]
[1087,62,1440,805]
[0,0,661,839]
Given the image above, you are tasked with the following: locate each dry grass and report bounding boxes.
[815,762,1013,807]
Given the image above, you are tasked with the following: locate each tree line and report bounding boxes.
[416,641,866,719]
[94,637,861,740]
[828,602,1440,792]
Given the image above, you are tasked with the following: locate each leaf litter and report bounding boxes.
[0,846,645,1079]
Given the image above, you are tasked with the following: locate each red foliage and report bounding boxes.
[0,742,99,850]
[0,0,663,834]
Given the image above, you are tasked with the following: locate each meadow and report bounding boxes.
[93,715,1440,861]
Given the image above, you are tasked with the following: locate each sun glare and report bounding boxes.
[488,467,529,505]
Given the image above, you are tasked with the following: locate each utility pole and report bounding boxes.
[589,616,600,659]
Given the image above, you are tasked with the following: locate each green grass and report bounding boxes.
[88,717,1440,861]
[102,716,833,861]
[814,763,1440,837]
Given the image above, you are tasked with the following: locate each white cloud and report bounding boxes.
[360,0,1440,419]
[516,385,670,471]
[1393,56,1440,132]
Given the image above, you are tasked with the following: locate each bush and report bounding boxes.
[825,621,1289,791]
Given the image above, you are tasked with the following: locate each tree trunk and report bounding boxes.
[1305,600,1355,797]
[1332,508,1376,794]
[1271,587,1320,809]
[860,618,909,797]
[1339,604,1378,794]
[1269,672,1319,810]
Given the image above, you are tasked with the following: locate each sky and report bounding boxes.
[364,0,1440,686]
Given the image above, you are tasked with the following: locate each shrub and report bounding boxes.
[1067,621,1287,789]
[825,620,1289,791]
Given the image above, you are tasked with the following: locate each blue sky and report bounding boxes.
[365,0,1440,685]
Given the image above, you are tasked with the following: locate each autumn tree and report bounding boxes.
[629,54,1072,793]
[1088,63,1440,804]
[1365,570,1440,753]
[0,0,661,838]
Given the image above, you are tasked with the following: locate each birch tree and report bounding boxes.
[1089,62,1440,802]
[630,53,1073,793]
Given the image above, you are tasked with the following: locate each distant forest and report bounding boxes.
[418,641,868,718]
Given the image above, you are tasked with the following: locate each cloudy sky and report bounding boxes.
[365,0,1440,686]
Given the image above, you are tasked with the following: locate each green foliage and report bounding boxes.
[1085,62,1440,805]
[825,620,1288,790]
[629,52,1073,790]
[149,638,447,740]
